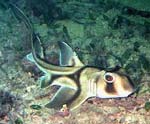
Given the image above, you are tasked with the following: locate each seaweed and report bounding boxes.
[25,0,64,24]
[113,0,150,12]
[144,101,150,111]
[106,0,150,26]
[0,0,20,10]
[30,104,42,110]
[0,90,16,118]
[15,117,23,124]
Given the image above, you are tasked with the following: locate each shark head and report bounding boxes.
[94,70,135,98]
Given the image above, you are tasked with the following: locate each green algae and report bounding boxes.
[121,15,150,26]
[34,23,49,37]
[15,118,23,124]
[145,101,150,111]
[30,104,42,110]
[113,0,150,12]
[56,20,84,39]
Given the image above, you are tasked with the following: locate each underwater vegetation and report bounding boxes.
[25,0,64,24]
[21,0,150,27]
[104,0,150,27]
[0,0,150,123]
[0,90,15,118]
[0,90,23,123]
[112,0,150,12]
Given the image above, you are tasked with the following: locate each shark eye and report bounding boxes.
[104,73,115,83]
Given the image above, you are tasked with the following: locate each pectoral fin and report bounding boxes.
[51,76,78,90]
[39,75,51,88]
[45,76,80,110]
[45,86,77,109]
[48,76,93,110]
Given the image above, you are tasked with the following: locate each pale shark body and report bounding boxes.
[10,4,135,110]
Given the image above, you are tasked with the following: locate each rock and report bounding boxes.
[102,106,121,114]
[56,20,84,40]
[124,114,149,124]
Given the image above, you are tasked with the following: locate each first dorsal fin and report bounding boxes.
[58,41,84,67]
